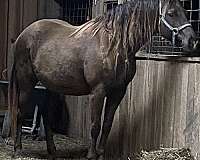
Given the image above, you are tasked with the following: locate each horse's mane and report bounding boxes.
[72,0,163,68]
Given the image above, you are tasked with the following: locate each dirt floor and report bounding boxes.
[0,135,88,160]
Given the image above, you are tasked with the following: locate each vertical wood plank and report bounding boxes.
[38,0,47,19]
[155,61,165,148]
[7,0,24,76]
[45,0,60,18]
[119,89,129,158]
[185,64,196,150]
[179,63,189,148]
[0,0,8,80]
[23,0,38,28]
[150,61,157,149]
[194,64,200,159]
[142,60,149,150]
[172,63,184,148]
[130,61,138,154]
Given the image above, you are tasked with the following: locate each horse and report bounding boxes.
[9,0,197,159]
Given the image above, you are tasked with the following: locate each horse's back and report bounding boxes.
[13,19,93,95]
[14,19,81,62]
[16,19,78,44]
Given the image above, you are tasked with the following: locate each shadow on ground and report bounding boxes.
[0,134,88,160]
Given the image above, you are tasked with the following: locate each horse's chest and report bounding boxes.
[110,60,136,87]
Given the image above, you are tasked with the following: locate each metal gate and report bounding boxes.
[103,0,200,56]
[64,0,93,25]
[150,0,200,56]
[103,0,118,13]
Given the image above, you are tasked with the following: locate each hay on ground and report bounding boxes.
[134,148,195,160]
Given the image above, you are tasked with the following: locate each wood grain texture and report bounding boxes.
[65,60,200,159]
[23,0,38,28]
[0,0,8,80]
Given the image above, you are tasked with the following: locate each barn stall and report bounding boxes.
[0,0,200,159]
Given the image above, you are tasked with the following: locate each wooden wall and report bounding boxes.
[0,0,61,138]
[0,0,61,78]
[64,59,200,159]
[0,0,8,80]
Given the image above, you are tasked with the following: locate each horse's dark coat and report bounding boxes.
[9,0,197,159]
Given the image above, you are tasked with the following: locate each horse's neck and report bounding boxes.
[128,23,159,56]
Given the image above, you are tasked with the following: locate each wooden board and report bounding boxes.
[0,0,8,80]
[23,0,38,28]
[64,59,200,159]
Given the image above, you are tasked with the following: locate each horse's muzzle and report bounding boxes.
[188,37,198,51]
[182,36,198,53]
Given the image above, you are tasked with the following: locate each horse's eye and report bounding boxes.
[167,9,175,17]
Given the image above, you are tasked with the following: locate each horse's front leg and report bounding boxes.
[97,86,126,160]
[87,84,106,159]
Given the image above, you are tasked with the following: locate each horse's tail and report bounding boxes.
[8,44,19,138]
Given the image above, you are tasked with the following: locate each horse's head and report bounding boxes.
[159,0,198,53]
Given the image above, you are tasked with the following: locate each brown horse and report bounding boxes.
[9,0,197,159]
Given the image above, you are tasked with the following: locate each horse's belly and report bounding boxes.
[37,74,90,95]
[48,81,90,96]
[33,45,91,95]
[34,65,91,95]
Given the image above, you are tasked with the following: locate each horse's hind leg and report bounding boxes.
[14,86,36,157]
[13,55,37,155]
[14,89,34,153]
[39,91,56,159]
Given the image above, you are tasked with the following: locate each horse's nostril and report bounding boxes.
[193,40,199,50]
[188,38,198,50]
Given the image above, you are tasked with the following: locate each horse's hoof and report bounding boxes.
[97,149,104,156]
[87,150,97,159]
[98,155,104,160]
[48,155,56,160]
[12,149,23,158]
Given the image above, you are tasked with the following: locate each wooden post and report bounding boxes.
[0,0,8,80]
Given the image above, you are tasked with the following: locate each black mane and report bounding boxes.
[96,0,160,54]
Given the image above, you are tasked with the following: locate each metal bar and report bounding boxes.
[31,105,38,133]
[22,105,39,134]
[150,0,199,56]
[0,80,46,90]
